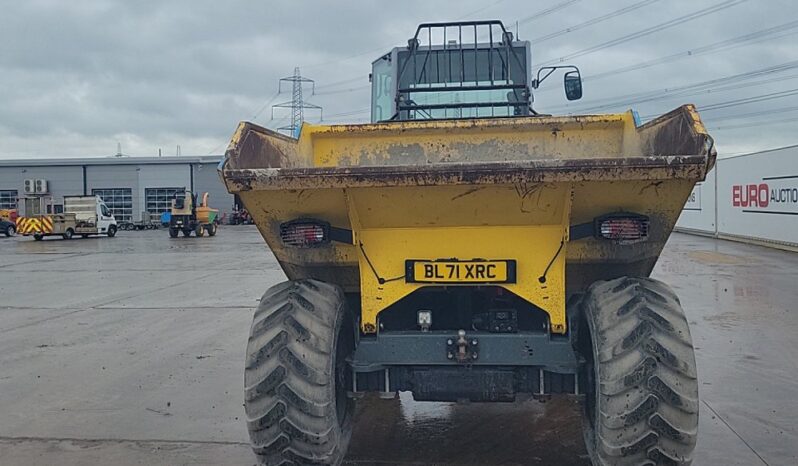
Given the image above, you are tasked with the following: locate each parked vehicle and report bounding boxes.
[119,212,161,230]
[228,208,253,225]
[0,208,18,223]
[1,218,15,237]
[220,21,713,466]
[16,195,117,240]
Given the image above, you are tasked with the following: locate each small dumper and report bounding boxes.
[220,21,714,466]
[168,191,218,238]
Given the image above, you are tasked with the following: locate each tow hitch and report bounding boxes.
[447,330,479,363]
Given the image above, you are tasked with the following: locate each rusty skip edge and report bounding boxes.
[221,155,709,192]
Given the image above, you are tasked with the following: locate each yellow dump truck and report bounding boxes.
[220,21,714,466]
[168,191,218,237]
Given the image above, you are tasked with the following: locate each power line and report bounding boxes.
[633,73,798,119]
[517,0,582,27]
[315,76,366,91]
[316,85,370,97]
[538,0,748,65]
[710,114,798,131]
[579,19,798,83]
[456,0,507,20]
[301,0,513,71]
[531,0,662,44]
[322,7,795,100]
[556,59,798,113]
[700,88,798,111]
[632,88,798,125]
[703,104,798,122]
[320,6,793,101]
[250,91,281,121]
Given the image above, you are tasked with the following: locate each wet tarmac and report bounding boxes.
[0,227,796,465]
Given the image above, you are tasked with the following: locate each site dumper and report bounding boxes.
[168,191,218,237]
[220,21,714,466]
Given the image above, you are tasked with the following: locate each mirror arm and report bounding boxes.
[534,65,580,88]
[533,67,557,89]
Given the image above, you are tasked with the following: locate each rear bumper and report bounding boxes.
[349,330,580,401]
[352,330,577,372]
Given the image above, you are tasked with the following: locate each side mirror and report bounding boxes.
[564,71,583,101]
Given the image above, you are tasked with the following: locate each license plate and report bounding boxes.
[405,260,516,284]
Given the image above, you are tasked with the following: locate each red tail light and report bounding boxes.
[596,215,649,244]
[280,221,329,247]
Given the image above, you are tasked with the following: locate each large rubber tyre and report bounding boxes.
[195,224,205,237]
[33,234,43,241]
[580,277,698,466]
[182,228,192,237]
[62,228,74,240]
[168,228,179,238]
[207,223,217,236]
[107,225,117,237]
[4,225,14,237]
[245,279,355,466]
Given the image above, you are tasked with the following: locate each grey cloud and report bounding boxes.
[1,0,796,158]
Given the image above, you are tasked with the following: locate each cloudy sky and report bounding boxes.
[1,0,796,159]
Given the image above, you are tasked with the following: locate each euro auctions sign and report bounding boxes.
[678,146,798,247]
[731,178,798,214]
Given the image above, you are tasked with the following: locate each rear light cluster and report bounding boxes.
[280,221,329,247]
[597,215,650,244]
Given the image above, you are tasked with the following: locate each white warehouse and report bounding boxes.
[0,156,235,223]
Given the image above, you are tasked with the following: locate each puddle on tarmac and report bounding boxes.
[346,393,590,465]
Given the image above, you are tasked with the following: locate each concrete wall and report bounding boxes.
[0,157,233,222]
[676,145,798,249]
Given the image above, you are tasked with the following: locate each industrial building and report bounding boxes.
[0,156,233,223]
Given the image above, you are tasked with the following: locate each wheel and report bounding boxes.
[182,228,192,237]
[63,228,74,240]
[33,234,43,241]
[107,225,117,237]
[81,234,89,239]
[207,223,217,236]
[195,224,205,237]
[579,277,698,466]
[169,228,179,238]
[4,225,14,237]
[245,279,355,466]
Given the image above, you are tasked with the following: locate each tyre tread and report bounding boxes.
[583,276,698,466]
[244,279,351,465]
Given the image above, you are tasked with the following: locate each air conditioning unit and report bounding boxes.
[23,179,35,194]
[35,179,49,193]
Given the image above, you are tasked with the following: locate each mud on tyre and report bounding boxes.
[579,277,698,466]
[244,279,355,466]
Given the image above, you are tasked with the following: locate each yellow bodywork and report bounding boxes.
[0,209,16,222]
[220,105,715,334]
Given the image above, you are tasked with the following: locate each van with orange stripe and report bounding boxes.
[16,195,118,240]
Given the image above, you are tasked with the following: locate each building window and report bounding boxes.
[92,188,133,222]
[0,190,18,210]
[145,187,185,215]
